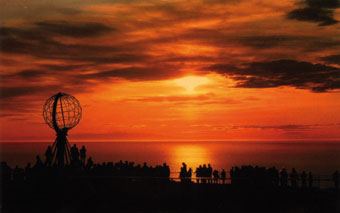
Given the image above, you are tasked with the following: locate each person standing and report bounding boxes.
[213,170,219,184]
[308,172,313,188]
[290,168,299,189]
[221,169,226,184]
[207,164,213,184]
[45,146,53,166]
[71,144,80,164]
[280,168,288,187]
[80,146,87,165]
[301,171,307,188]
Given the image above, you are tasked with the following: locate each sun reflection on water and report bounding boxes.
[169,144,213,177]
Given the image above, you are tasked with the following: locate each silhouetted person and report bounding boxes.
[163,163,170,179]
[80,145,87,165]
[230,167,234,184]
[45,145,53,166]
[202,164,207,184]
[280,168,288,187]
[213,170,219,184]
[180,162,187,182]
[34,155,43,168]
[308,172,313,188]
[333,170,339,189]
[86,157,93,169]
[207,164,212,184]
[0,162,12,184]
[301,171,307,188]
[269,167,279,186]
[221,169,226,184]
[71,144,80,164]
[187,168,192,182]
[195,166,201,183]
[290,168,299,189]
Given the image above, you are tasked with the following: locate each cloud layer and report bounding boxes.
[287,0,340,26]
[1,0,340,141]
[206,60,340,92]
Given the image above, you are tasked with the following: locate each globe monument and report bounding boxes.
[43,92,82,166]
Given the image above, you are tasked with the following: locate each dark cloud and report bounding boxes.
[34,21,113,38]
[55,8,82,15]
[0,22,155,66]
[320,54,340,65]
[306,0,340,8]
[0,87,38,99]
[1,21,113,39]
[287,0,340,26]
[0,85,61,99]
[0,26,148,64]
[16,69,46,79]
[238,35,299,49]
[237,34,340,51]
[0,113,18,118]
[80,66,184,81]
[177,28,340,52]
[230,124,317,130]
[202,0,243,4]
[40,64,90,71]
[206,59,340,92]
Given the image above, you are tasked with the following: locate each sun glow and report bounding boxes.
[170,145,211,174]
[173,76,211,93]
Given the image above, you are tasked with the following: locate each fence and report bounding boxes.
[72,172,337,189]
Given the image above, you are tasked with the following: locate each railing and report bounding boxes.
[71,173,338,189]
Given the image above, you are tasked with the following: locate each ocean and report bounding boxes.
[1,141,340,178]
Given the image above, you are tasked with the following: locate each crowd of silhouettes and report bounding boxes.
[1,144,171,185]
[177,164,340,189]
[88,161,170,178]
[1,144,340,190]
[229,165,331,189]
[194,164,214,183]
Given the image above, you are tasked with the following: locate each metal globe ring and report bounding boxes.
[43,92,82,132]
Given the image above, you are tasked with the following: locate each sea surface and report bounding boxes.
[1,141,340,186]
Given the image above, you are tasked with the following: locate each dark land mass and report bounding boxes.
[2,143,340,213]
[2,170,340,213]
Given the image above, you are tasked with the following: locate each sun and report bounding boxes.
[173,76,210,93]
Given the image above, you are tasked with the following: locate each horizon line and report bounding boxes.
[2,138,340,143]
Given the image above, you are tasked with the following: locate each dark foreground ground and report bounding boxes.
[2,177,340,213]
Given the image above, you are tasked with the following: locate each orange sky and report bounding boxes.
[1,0,340,141]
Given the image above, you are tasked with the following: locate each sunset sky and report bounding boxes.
[1,0,340,141]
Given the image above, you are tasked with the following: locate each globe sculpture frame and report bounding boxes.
[43,92,82,166]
